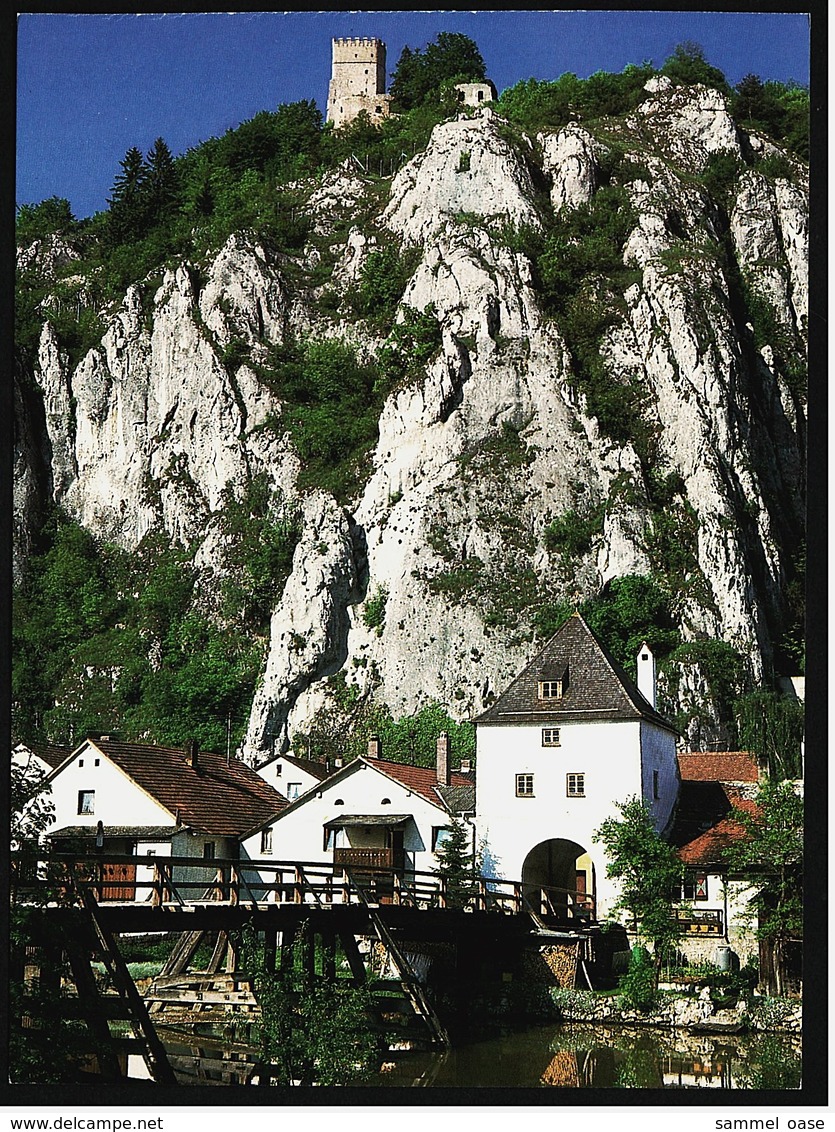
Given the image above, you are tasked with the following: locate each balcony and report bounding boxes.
[333,847,395,871]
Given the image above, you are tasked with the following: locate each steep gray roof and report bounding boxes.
[473,611,675,732]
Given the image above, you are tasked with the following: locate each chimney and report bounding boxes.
[367,736,381,759]
[436,731,450,786]
[636,643,656,709]
[459,758,472,774]
[185,739,199,769]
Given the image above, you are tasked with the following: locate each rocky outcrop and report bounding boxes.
[15,81,807,759]
[539,125,602,213]
[383,107,543,243]
[242,493,364,759]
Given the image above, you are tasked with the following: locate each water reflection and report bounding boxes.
[359,1024,802,1090]
[145,1021,801,1089]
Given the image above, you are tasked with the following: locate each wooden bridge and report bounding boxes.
[10,852,607,1086]
[12,851,597,921]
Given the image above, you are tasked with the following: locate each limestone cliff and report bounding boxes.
[14,80,807,759]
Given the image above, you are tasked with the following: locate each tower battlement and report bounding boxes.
[327,36,391,129]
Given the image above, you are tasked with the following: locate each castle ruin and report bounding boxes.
[326,37,392,129]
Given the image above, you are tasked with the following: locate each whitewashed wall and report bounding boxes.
[46,743,173,834]
[475,718,677,917]
[241,760,453,875]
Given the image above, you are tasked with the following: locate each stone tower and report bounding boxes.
[326,37,391,129]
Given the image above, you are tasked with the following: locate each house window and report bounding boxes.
[286,782,302,801]
[542,727,561,747]
[432,826,454,851]
[94,758,100,766]
[538,680,563,699]
[566,773,585,798]
[77,790,95,815]
[260,828,273,854]
[516,774,535,797]
[681,873,708,901]
[203,842,216,860]
[538,668,569,700]
[275,763,282,775]
[653,769,660,800]
[78,759,84,767]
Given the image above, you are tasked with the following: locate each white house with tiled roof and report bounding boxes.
[41,737,286,899]
[255,750,331,802]
[242,734,475,876]
[668,750,761,965]
[474,612,680,920]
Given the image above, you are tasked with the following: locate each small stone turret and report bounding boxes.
[326,37,391,129]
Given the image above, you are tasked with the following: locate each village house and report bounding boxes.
[241,733,475,877]
[473,612,680,921]
[668,750,763,966]
[13,740,71,780]
[39,736,286,900]
[255,750,330,801]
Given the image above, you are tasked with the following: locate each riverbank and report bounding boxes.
[531,986,802,1035]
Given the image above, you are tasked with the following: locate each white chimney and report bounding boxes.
[636,643,656,708]
[436,732,450,786]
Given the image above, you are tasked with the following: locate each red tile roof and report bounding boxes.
[677,751,759,783]
[80,739,288,837]
[15,741,73,770]
[366,756,474,808]
[676,787,758,867]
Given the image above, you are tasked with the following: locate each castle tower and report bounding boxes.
[326,37,391,129]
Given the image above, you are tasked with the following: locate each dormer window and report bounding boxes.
[538,666,569,700]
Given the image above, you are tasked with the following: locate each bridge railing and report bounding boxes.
[10,853,595,920]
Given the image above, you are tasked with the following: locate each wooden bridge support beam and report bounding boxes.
[263,929,277,975]
[321,930,336,982]
[339,930,368,986]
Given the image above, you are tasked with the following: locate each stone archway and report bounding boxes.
[521,839,595,918]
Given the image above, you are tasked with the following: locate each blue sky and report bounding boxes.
[16,10,811,220]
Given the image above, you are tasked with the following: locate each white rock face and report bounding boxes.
[34,237,297,549]
[731,171,808,340]
[539,125,601,213]
[17,81,807,760]
[632,83,741,173]
[242,493,363,760]
[383,110,542,244]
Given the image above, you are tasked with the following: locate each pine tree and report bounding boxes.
[145,136,177,221]
[434,818,478,909]
[106,146,149,245]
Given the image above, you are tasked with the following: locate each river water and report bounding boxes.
[147,1021,801,1089]
[359,1022,802,1089]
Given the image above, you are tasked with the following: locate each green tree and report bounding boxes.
[144,136,178,222]
[390,32,486,111]
[16,197,77,246]
[722,781,802,996]
[580,575,680,676]
[661,42,731,95]
[594,797,685,980]
[434,818,479,909]
[734,690,804,780]
[218,475,300,631]
[239,927,379,1085]
[11,758,54,852]
[106,145,149,245]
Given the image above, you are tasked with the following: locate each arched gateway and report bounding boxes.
[521,838,595,918]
